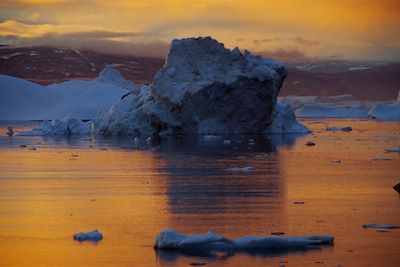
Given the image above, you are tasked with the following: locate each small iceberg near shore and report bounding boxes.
[19,117,91,136]
[154,229,334,250]
[73,229,103,242]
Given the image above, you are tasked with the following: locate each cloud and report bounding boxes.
[57,30,143,39]
[0,0,71,7]
[0,20,169,57]
[292,36,319,46]
[255,49,309,61]
[8,35,169,57]
[253,36,319,46]
[253,37,281,45]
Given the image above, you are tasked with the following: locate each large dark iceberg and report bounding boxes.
[93,37,308,135]
[21,37,310,136]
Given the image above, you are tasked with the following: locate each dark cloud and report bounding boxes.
[253,36,319,46]
[253,37,281,45]
[255,49,309,61]
[0,33,169,58]
[292,36,319,46]
[57,30,143,39]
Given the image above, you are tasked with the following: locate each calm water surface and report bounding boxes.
[0,119,399,266]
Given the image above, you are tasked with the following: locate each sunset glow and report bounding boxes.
[1,0,399,60]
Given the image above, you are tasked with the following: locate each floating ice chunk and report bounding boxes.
[305,141,316,146]
[222,139,232,145]
[363,224,400,229]
[264,103,311,134]
[6,126,14,136]
[154,229,334,250]
[19,117,91,136]
[295,102,370,118]
[385,148,400,153]
[154,229,234,249]
[326,126,352,132]
[393,183,400,194]
[372,156,392,161]
[73,229,103,242]
[368,102,400,120]
[226,166,254,172]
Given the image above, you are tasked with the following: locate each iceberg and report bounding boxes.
[0,65,130,120]
[368,101,400,120]
[264,103,311,134]
[19,37,309,136]
[154,229,334,250]
[19,117,91,136]
[92,37,308,135]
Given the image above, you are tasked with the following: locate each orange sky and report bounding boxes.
[0,0,399,60]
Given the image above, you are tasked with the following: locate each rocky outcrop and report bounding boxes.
[94,37,291,135]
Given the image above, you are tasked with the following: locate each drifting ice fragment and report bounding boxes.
[154,229,334,250]
[363,224,400,229]
[393,183,400,194]
[326,126,352,132]
[73,230,103,242]
[305,141,316,146]
[385,148,400,153]
[222,140,232,145]
[226,166,254,172]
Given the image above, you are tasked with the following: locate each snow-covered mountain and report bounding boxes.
[1,46,399,101]
[0,65,131,120]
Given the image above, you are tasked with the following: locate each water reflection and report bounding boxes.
[154,135,305,215]
[155,245,331,264]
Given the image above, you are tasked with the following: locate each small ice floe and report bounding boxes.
[222,139,232,145]
[190,262,206,266]
[363,224,400,229]
[73,230,103,242]
[226,166,254,172]
[203,135,220,141]
[393,183,400,194]
[305,141,316,146]
[6,126,14,136]
[372,156,392,161]
[154,229,334,250]
[326,126,352,132]
[271,232,285,236]
[385,148,400,153]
